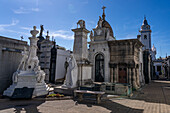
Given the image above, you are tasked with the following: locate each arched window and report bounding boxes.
[95,54,104,82]
[144,35,147,39]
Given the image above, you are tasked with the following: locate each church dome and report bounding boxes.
[102,20,114,37]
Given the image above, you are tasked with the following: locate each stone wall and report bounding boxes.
[0,36,28,94]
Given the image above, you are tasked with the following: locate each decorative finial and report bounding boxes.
[47,30,49,36]
[52,36,54,41]
[30,26,39,37]
[40,25,44,36]
[46,30,50,40]
[102,6,106,20]
[144,15,146,20]
[21,36,23,40]
[33,26,36,30]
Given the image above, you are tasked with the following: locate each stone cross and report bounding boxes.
[102,6,106,20]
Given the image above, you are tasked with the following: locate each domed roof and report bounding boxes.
[143,19,148,25]
[141,16,151,30]
[102,20,114,37]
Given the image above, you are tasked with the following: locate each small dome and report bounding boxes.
[102,20,114,37]
[143,19,148,25]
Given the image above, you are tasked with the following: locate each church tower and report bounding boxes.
[139,16,152,51]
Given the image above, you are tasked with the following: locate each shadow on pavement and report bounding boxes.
[130,80,170,105]
[75,99,144,113]
[0,99,45,113]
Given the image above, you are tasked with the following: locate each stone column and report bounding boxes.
[132,68,138,89]
[110,68,113,83]
[136,67,140,87]
[113,67,116,83]
[116,65,119,82]
[128,68,131,85]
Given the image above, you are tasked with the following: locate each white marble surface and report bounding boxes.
[62,54,78,88]
[3,26,48,97]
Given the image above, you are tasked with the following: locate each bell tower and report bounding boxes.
[139,16,152,51]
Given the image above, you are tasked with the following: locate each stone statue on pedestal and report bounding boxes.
[64,58,69,80]
[97,16,103,28]
[40,25,44,36]
[90,31,94,41]
[17,47,28,71]
[3,26,48,98]
[35,66,45,83]
[62,54,78,88]
[77,20,85,28]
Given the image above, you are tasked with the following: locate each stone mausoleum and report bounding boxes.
[73,6,144,90]
[0,36,28,94]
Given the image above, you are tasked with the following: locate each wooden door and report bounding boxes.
[118,68,127,83]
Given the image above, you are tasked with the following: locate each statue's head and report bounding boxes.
[33,26,36,30]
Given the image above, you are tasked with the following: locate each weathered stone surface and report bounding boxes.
[0,36,28,94]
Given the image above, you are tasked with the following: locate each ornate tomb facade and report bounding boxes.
[74,6,144,90]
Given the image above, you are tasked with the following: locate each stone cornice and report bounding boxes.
[108,39,144,47]
[72,28,90,33]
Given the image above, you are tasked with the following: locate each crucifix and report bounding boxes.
[102,6,106,20]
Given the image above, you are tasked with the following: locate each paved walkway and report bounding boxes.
[0,80,170,113]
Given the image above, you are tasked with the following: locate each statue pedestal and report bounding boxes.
[3,71,48,98]
[77,61,93,86]
[3,26,49,98]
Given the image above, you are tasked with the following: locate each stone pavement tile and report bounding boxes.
[0,80,170,113]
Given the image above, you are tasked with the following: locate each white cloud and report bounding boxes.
[51,30,74,40]
[31,8,40,12]
[6,29,30,37]
[20,27,74,40]
[13,7,40,14]
[20,26,33,30]
[0,19,19,31]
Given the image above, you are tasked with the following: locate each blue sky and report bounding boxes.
[0,0,170,58]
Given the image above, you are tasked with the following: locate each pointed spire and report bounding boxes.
[143,15,148,25]
[102,6,106,20]
[144,15,146,20]
[46,30,50,40]
[47,30,49,36]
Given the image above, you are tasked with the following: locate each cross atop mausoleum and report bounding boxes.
[102,6,106,20]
